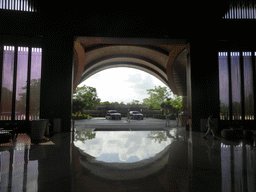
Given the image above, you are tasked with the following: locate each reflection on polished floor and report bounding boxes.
[0,127,256,192]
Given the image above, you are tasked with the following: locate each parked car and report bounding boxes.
[106,110,122,120]
[129,111,144,120]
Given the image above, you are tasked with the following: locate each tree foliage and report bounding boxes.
[73,85,101,113]
[161,96,183,111]
[142,86,172,109]
[147,131,167,143]
[100,100,140,105]
[127,100,141,105]
[161,95,183,115]
[16,79,41,116]
[75,131,96,143]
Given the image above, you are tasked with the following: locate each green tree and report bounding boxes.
[100,101,111,105]
[75,131,96,143]
[244,93,254,119]
[73,85,101,113]
[161,96,183,115]
[127,99,141,105]
[147,131,167,143]
[29,79,41,116]
[143,86,172,109]
[111,101,120,105]
[232,101,242,120]
[16,79,41,116]
[220,101,229,120]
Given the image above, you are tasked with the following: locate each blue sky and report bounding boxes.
[78,67,169,104]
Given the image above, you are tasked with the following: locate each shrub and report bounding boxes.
[72,114,92,120]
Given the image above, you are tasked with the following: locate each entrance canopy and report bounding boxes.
[73,37,187,96]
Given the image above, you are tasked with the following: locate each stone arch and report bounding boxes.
[166,47,187,96]
[73,37,187,96]
[79,56,169,87]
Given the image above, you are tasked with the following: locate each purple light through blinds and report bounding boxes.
[243,52,254,120]
[15,47,28,120]
[218,52,230,120]
[1,46,15,120]
[29,48,42,119]
[0,46,42,120]
[231,52,242,120]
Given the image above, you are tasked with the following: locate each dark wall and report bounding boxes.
[187,40,220,132]
[0,0,229,38]
[1,1,255,132]
[40,35,74,132]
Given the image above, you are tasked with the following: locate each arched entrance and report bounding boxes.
[73,37,187,97]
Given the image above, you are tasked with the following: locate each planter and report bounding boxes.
[30,119,47,142]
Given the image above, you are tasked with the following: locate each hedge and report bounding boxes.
[72,114,92,120]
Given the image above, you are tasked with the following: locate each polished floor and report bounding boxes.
[0,122,256,192]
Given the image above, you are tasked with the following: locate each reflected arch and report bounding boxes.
[72,129,184,181]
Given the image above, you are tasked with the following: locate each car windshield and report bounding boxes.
[133,111,140,114]
[109,111,118,113]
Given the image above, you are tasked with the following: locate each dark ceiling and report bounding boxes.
[0,0,231,38]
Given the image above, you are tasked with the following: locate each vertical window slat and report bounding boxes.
[243,52,254,120]
[219,52,230,120]
[224,0,256,19]
[231,52,242,120]
[15,47,28,120]
[0,0,36,12]
[29,47,42,120]
[1,46,15,120]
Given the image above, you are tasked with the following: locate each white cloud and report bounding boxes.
[79,67,168,104]
[74,131,172,163]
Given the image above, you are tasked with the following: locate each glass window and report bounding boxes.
[243,52,254,120]
[219,51,255,121]
[219,52,230,120]
[29,48,42,120]
[0,45,42,121]
[15,47,28,120]
[1,46,15,120]
[231,52,242,120]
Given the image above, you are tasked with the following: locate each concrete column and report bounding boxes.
[186,40,220,132]
[40,35,74,132]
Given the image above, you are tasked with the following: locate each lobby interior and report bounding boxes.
[1,0,256,191]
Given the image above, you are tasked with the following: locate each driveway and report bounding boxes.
[74,117,180,132]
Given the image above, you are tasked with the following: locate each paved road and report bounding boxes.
[74,117,181,131]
